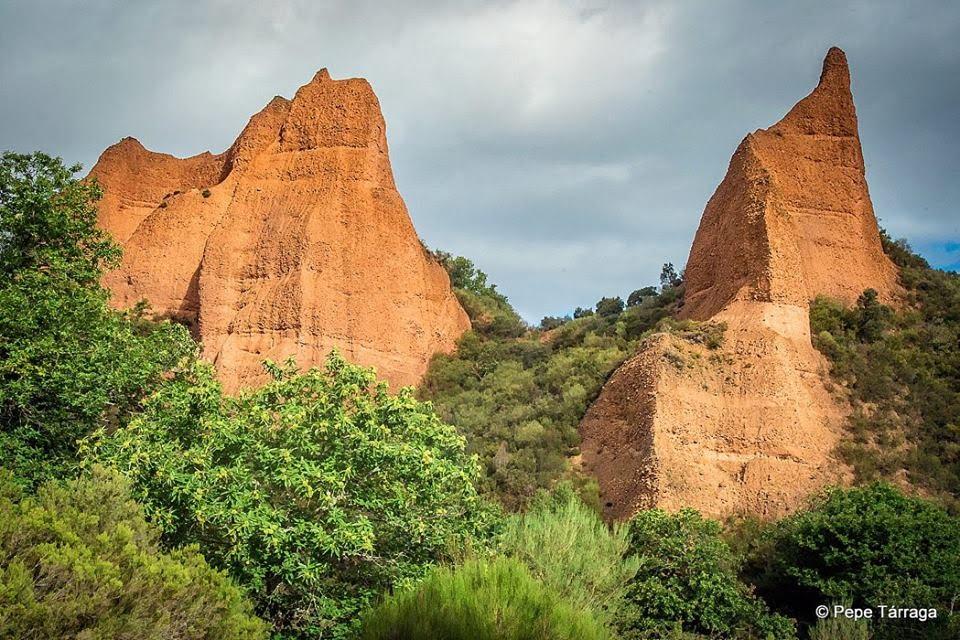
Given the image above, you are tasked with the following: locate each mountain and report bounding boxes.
[580,48,899,520]
[89,69,469,392]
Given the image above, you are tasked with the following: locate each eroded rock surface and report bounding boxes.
[581,48,896,520]
[91,69,469,392]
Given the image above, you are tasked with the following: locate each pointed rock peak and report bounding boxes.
[312,68,331,83]
[818,46,850,90]
[771,46,857,137]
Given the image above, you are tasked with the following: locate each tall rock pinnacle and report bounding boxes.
[90,70,470,392]
[681,46,899,321]
[581,48,899,520]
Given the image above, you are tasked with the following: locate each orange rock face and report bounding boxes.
[682,47,899,320]
[90,69,469,392]
[581,48,898,520]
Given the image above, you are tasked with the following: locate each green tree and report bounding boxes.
[627,286,659,307]
[358,557,611,640]
[0,466,267,640]
[748,484,960,640]
[659,263,682,290]
[596,296,625,318]
[0,152,194,488]
[85,353,500,639]
[500,484,639,628]
[617,509,794,640]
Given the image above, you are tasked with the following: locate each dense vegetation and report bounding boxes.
[500,484,639,629]
[358,557,611,640]
[1,153,957,639]
[810,233,960,509]
[86,354,499,638]
[739,483,960,640]
[0,152,194,489]
[617,509,794,640]
[0,466,267,639]
[422,254,684,508]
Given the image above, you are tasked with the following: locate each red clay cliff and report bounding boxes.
[90,69,469,392]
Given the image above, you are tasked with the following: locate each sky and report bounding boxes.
[1,1,958,321]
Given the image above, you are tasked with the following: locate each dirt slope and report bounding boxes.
[90,69,469,392]
[581,48,896,520]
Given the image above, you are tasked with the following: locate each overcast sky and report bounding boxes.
[2,1,958,320]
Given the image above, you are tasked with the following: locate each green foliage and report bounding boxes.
[357,556,611,640]
[500,484,639,627]
[659,263,682,290]
[810,236,960,506]
[539,315,569,330]
[617,509,795,640]
[421,270,683,509]
[596,296,625,318]
[0,465,266,640]
[85,353,499,639]
[432,250,526,338]
[746,483,960,640]
[0,152,195,488]
[808,614,871,640]
[628,286,659,307]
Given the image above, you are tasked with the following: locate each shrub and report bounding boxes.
[617,509,794,640]
[0,152,194,488]
[0,466,266,640]
[201,188,211,198]
[808,614,871,640]
[85,353,499,638]
[357,557,611,640]
[500,484,639,627]
[431,250,526,338]
[747,483,960,640]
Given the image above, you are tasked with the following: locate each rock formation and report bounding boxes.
[581,48,899,520]
[90,69,469,392]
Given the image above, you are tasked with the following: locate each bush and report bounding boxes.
[747,483,960,640]
[500,484,639,627]
[596,296,625,318]
[85,353,500,639]
[0,152,194,488]
[617,509,794,640]
[357,556,611,640]
[0,466,266,640]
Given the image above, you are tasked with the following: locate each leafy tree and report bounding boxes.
[85,353,499,639]
[855,288,891,343]
[627,286,659,307]
[596,296,625,318]
[747,484,960,640]
[0,152,194,488]
[616,509,794,640]
[500,484,639,628]
[358,557,611,640]
[0,466,267,640]
[574,306,595,319]
[659,263,682,290]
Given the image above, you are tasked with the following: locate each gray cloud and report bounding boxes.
[2,0,957,321]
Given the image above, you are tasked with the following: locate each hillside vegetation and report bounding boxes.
[810,232,960,510]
